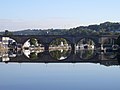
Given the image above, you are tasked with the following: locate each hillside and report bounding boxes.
[1,22,120,35]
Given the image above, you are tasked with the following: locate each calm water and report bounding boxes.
[0,62,120,90]
[0,47,120,90]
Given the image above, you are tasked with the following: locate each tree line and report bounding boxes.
[2,22,120,36]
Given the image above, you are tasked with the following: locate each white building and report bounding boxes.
[2,37,9,47]
[2,37,16,48]
[23,40,30,48]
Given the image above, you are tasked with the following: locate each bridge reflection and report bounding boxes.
[0,49,120,67]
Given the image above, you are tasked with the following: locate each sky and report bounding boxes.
[0,0,120,31]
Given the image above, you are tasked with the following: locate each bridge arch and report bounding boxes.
[49,37,72,60]
[76,38,96,50]
[49,37,72,48]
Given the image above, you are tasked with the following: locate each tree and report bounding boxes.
[29,38,37,46]
[4,30,13,36]
[29,52,38,60]
[51,38,68,46]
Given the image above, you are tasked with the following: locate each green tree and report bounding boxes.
[29,52,38,60]
[29,38,37,46]
[4,30,13,36]
[51,38,68,46]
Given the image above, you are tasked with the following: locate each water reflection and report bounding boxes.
[0,40,120,67]
[23,49,44,60]
[49,49,71,60]
[76,38,96,60]
[103,52,117,59]
[0,48,120,67]
[77,50,95,60]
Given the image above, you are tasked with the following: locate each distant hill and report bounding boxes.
[1,22,120,35]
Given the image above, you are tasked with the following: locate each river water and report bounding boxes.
[0,49,120,90]
[0,63,120,90]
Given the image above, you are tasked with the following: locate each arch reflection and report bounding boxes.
[104,52,117,60]
[77,49,95,60]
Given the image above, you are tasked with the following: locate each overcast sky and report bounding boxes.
[0,0,120,31]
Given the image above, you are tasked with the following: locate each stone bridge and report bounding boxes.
[0,35,119,51]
